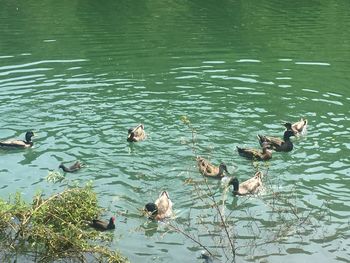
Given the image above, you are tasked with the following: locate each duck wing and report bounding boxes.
[257,134,283,149]
[0,139,28,148]
[90,219,108,231]
[155,191,173,219]
[239,171,263,195]
[293,118,308,134]
[196,157,219,177]
[68,161,82,172]
[131,124,146,141]
[237,146,263,160]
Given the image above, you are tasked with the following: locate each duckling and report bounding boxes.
[284,118,308,136]
[196,156,229,179]
[59,161,84,173]
[257,130,295,152]
[89,217,115,231]
[236,142,272,161]
[127,124,146,142]
[144,191,173,221]
[0,131,35,148]
[228,171,264,196]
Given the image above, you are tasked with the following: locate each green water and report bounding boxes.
[1,0,349,262]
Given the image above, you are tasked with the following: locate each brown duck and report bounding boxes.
[127,124,146,142]
[144,191,173,221]
[257,130,295,152]
[89,217,115,231]
[236,142,272,161]
[59,161,84,173]
[196,156,229,179]
[228,171,264,196]
[284,118,308,136]
[0,131,35,148]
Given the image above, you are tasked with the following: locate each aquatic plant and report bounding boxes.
[170,116,330,262]
[0,185,128,263]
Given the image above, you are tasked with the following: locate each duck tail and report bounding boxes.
[255,171,264,179]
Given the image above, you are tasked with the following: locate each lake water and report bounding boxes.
[0,0,349,262]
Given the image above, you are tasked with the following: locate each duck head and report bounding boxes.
[127,128,134,142]
[145,202,158,216]
[228,177,239,194]
[283,122,293,130]
[219,163,229,175]
[109,216,116,228]
[25,131,35,142]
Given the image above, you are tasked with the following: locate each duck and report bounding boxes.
[284,118,308,136]
[257,130,295,152]
[144,191,173,221]
[59,161,84,173]
[127,124,146,142]
[236,142,272,161]
[228,171,264,196]
[89,217,115,231]
[0,131,35,148]
[199,251,215,263]
[196,156,229,179]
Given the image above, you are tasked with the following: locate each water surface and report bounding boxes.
[0,0,349,262]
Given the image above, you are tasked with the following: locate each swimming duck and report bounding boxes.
[0,131,35,148]
[89,217,115,231]
[228,171,264,196]
[257,130,295,152]
[284,118,308,136]
[196,156,229,178]
[236,142,272,161]
[144,191,173,221]
[127,124,146,142]
[59,161,84,173]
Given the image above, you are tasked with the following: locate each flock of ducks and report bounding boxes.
[0,118,307,228]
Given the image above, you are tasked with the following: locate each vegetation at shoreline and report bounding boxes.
[0,185,128,263]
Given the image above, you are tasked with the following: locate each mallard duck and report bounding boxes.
[144,191,173,221]
[284,118,308,136]
[236,142,272,161]
[0,131,35,148]
[257,130,295,152]
[228,171,264,196]
[196,157,229,179]
[89,217,115,231]
[127,124,146,142]
[59,161,84,173]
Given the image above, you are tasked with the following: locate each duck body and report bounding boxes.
[59,161,83,173]
[127,124,146,142]
[229,171,264,196]
[145,191,173,221]
[89,217,115,231]
[236,144,272,161]
[196,156,229,178]
[0,131,35,149]
[284,118,308,136]
[257,130,294,152]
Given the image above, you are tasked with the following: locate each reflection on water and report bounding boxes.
[1,0,350,262]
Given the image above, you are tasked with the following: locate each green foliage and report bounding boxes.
[0,185,128,263]
[46,170,65,183]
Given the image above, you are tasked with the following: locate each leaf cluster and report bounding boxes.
[0,185,128,263]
